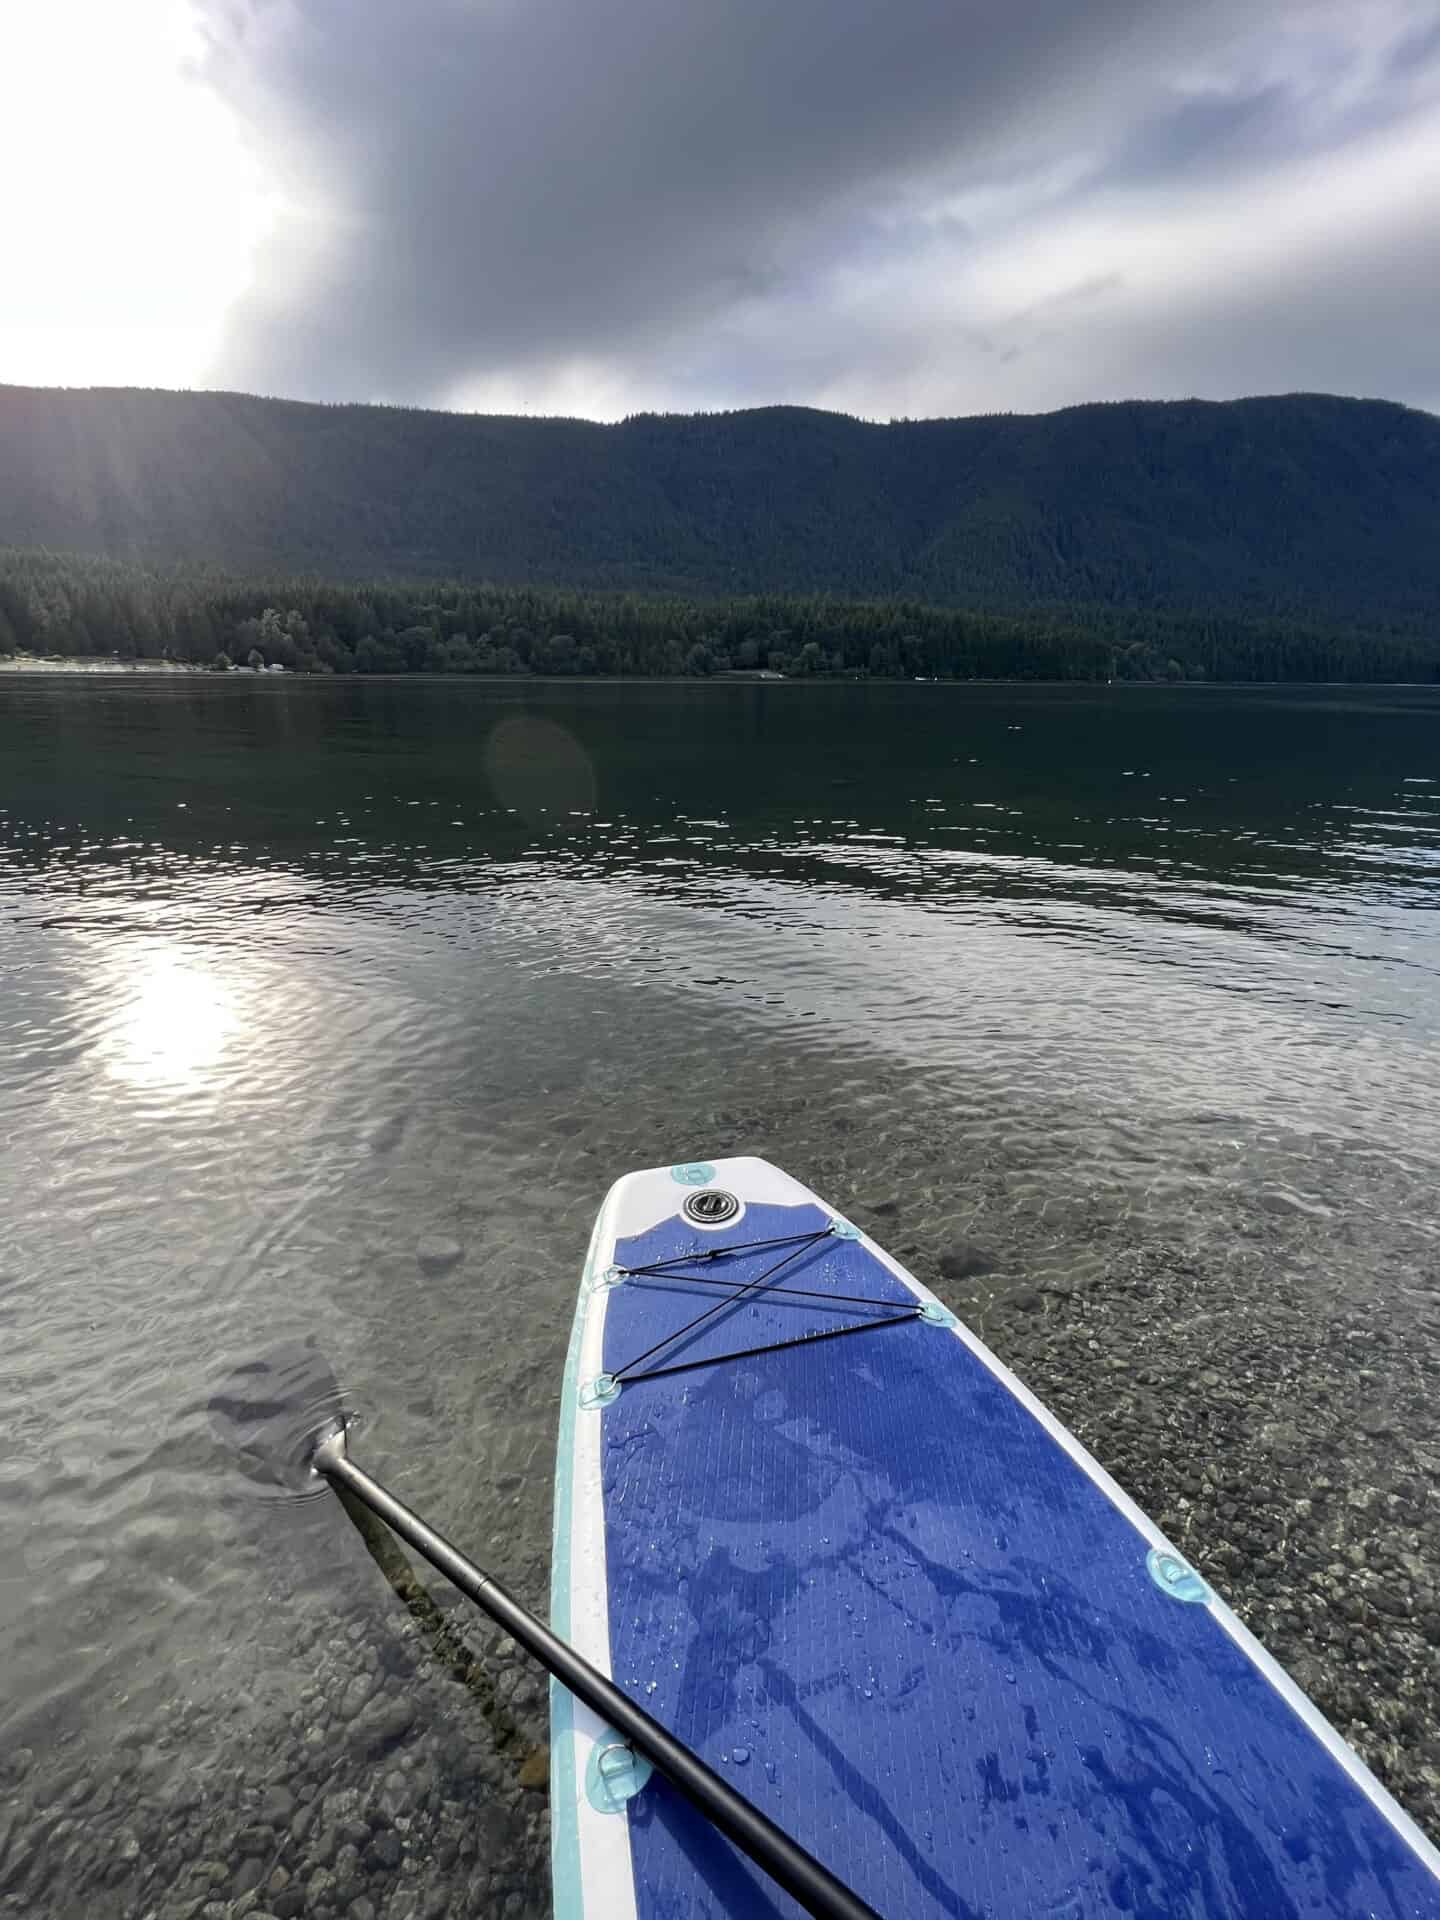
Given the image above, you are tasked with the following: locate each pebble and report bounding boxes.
[325,1789,363,1826]
[259,1785,296,1826]
[306,1868,338,1906]
[1259,1188,1332,1219]
[352,1696,416,1758]
[338,1672,377,1722]
[1,1826,37,1896]
[231,1856,265,1896]
[366,1829,403,1870]
[333,1840,364,1901]
[416,1235,464,1276]
[366,1113,408,1155]
[163,1775,205,1817]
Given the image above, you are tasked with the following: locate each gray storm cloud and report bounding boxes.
[200,0,1440,417]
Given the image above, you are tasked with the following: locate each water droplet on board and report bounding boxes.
[731,1747,750,1766]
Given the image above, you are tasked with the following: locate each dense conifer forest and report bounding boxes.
[3,546,1436,683]
[2,386,1438,630]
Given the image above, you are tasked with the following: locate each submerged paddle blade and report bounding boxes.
[208,1338,356,1498]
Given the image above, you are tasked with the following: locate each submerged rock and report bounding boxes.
[366,1113,409,1155]
[365,1828,403,1871]
[939,1241,996,1281]
[231,1855,265,1896]
[1259,1187,1332,1220]
[351,1697,416,1759]
[416,1235,463,1276]
[259,1784,296,1827]
[337,1672,376,1722]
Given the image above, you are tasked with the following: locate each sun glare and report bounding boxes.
[102,949,238,1092]
[0,0,268,390]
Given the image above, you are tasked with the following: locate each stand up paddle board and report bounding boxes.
[551,1157,1440,1917]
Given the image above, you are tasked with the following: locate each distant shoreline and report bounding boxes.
[3,653,1438,691]
[0,653,207,675]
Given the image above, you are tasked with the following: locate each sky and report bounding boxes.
[3,0,1438,421]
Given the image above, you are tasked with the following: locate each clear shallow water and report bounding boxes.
[2,676,1439,1918]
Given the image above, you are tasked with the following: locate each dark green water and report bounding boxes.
[2,676,1439,1918]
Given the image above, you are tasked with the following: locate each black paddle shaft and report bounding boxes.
[311,1430,881,1920]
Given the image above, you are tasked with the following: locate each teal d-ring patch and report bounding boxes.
[1147,1546,1211,1604]
[671,1162,717,1186]
[586,1738,653,1813]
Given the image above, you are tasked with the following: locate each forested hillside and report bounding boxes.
[3,547,1437,683]
[2,385,1437,626]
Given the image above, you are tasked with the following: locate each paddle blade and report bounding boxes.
[208,1338,355,1497]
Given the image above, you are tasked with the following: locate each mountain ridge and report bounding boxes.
[2,384,1437,625]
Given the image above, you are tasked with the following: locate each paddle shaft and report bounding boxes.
[311,1433,881,1920]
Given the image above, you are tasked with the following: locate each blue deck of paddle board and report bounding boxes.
[593,1199,1440,1919]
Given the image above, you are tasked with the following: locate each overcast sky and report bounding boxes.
[4,0,1438,419]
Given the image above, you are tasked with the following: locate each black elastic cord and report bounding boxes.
[629,1273,908,1313]
[620,1308,922,1385]
[618,1228,827,1279]
[612,1229,831,1381]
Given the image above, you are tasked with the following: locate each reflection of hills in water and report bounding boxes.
[5,679,1437,991]
[4,677,1438,887]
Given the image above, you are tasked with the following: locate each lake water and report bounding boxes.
[2,676,1439,1919]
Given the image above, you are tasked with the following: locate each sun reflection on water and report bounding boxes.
[101,948,239,1090]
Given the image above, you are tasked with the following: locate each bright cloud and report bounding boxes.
[0,0,270,389]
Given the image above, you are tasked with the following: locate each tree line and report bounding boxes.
[2,547,1437,684]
